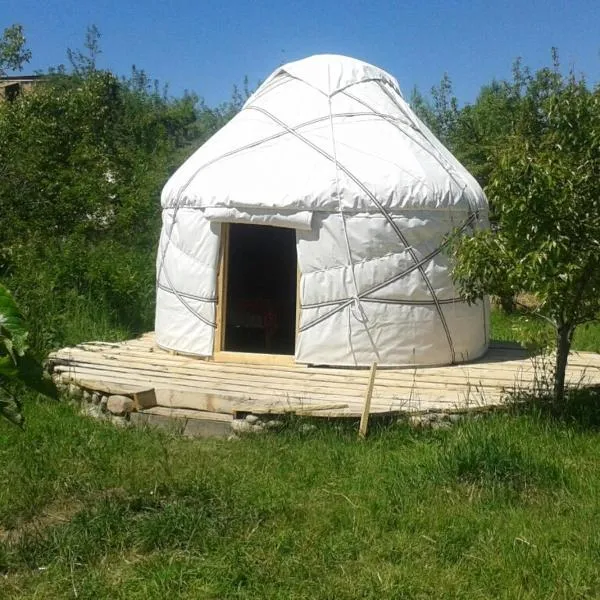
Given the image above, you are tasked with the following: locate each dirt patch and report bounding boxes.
[0,487,127,545]
[491,293,540,311]
[0,499,84,545]
[516,293,540,309]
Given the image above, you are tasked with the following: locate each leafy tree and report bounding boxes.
[0,284,57,426]
[451,80,520,190]
[0,24,255,358]
[410,74,459,148]
[67,25,101,75]
[450,64,600,402]
[411,58,532,192]
[0,24,31,76]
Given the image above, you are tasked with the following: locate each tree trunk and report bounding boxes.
[500,295,516,314]
[554,324,573,404]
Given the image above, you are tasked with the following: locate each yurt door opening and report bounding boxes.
[216,223,297,357]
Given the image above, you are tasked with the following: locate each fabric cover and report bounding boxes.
[156,54,489,366]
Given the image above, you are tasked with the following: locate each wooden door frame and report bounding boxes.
[213,222,299,366]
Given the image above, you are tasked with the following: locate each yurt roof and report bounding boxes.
[162,54,486,216]
[262,53,403,98]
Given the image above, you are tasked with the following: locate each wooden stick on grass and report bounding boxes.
[359,362,378,439]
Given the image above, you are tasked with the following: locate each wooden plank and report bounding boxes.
[58,370,505,416]
[52,350,594,392]
[53,362,589,407]
[294,403,349,414]
[212,351,296,366]
[56,365,498,415]
[77,334,587,370]
[359,362,378,438]
[55,342,565,379]
[54,365,361,405]
[133,388,157,410]
[53,360,524,404]
[154,389,246,414]
[49,333,600,420]
[60,373,254,415]
[214,222,229,353]
[67,379,148,396]
[51,345,539,382]
[65,357,542,392]
[53,355,588,403]
[53,361,369,399]
[143,406,233,423]
[233,402,349,417]
[57,338,524,366]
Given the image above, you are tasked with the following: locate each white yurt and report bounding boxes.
[156,54,489,367]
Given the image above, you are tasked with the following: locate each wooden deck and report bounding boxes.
[48,333,600,419]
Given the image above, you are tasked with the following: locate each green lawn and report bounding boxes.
[2,395,600,599]
[2,309,600,598]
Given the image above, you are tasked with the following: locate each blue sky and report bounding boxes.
[3,0,599,106]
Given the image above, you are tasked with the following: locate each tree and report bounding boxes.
[410,74,459,149]
[451,79,520,191]
[449,62,600,402]
[0,24,31,76]
[67,25,101,75]
[411,58,533,193]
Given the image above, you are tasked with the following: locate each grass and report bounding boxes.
[1,307,600,597]
[2,395,600,599]
[491,308,600,352]
[24,290,137,355]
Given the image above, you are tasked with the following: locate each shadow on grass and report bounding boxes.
[262,413,402,439]
[507,386,600,431]
[437,421,567,492]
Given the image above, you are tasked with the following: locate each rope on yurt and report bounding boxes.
[158,239,217,329]
[156,283,216,304]
[156,198,218,329]
[298,212,478,333]
[339,86,486,363]
[173,112,374,203]
[326,67,378,358]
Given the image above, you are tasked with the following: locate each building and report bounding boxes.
[155,54,489,367]
[0,75,43,102]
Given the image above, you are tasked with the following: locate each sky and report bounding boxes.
[2,0,599,107]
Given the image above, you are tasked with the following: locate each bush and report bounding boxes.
[0,68,199,355]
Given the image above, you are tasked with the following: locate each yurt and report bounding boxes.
[156,54,489,367]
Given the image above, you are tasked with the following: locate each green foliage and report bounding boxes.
[67,25,102,75]
[0,24,31,76]
[0,285,56,426]
[485,81,599,326]
[0,285,29,426]
[450,57,600,401]
[412,59,534,199]
[410,74,459,148]
[0,283,28,364]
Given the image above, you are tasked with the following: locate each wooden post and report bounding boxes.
[295,266,301,344]
[359,362,377,439]
[214,223,230,354]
